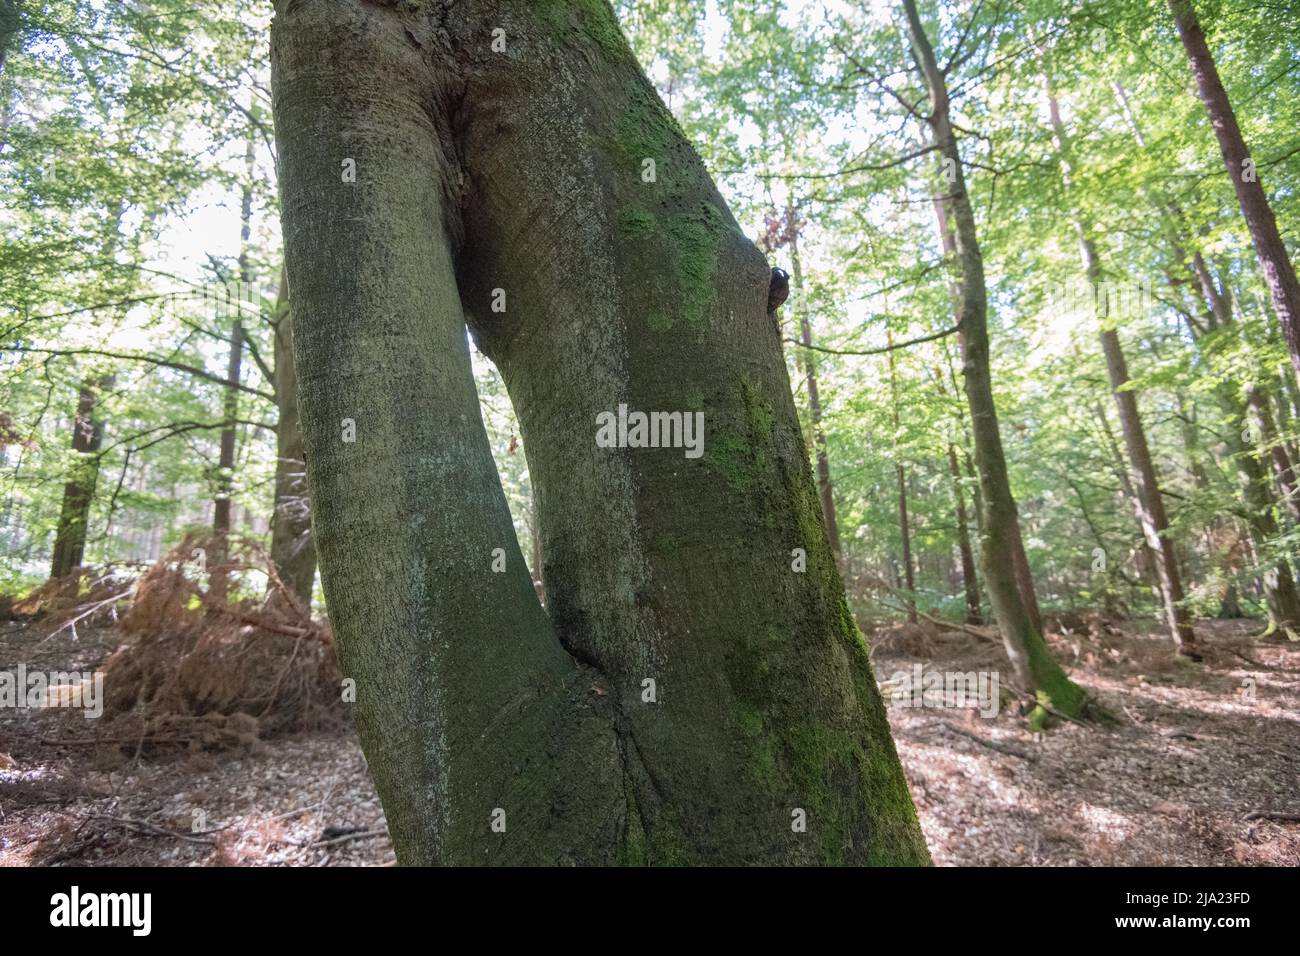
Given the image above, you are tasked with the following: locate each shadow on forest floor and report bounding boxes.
[873,615,1299,865]
[1,614,1296,866]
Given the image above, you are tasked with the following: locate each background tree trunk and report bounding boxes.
[1169,0,1300,387]
[49,378,108,580]
[1221,402,1300,638]
[948,443,981,623]
[1178,275,1300,638]
[790,229,842,560]
[1246,385,1300,525]
[1095,313,1196,651]
[888,333,916,622]
[1045,84,1195,653]
[0,0,18,76]
[208,316,242,602]
[903,0,1082,719]
[268,268,316,608]
[210,133,256,602]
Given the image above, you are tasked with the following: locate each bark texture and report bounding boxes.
[273,0,627,865]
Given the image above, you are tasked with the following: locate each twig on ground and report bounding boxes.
[85,813,225,845]
[308,827,388,848]
[943,722,1037,760]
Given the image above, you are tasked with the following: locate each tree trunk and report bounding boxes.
[1008,519,1045,635]
[1175,393,1210,491]
[933,168,1039,632]
[1169,0,1300,387]
[1095,310,1196,651]
[209,317,242,602]
[948,444,981,624]
[790,230,842,559]
[0,0,18,76]
[271,0,928,865]
[211,132,256,602]
[1044,84,1195,653]
[903,0,1081,720]
[1278,365,1300,428]
[887,333,916,621]
[1094,402,1162,597]
[1246,384,1300,526]
[1222,401,1300,638]
[49,378,108,580]
[268,268,316,608]
[933,363,981,623]
[1177,270,1300,638]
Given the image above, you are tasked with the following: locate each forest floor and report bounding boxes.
[1,614,1296,866]
[874,613,1300,865]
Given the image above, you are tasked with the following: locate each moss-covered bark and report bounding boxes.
[448,0,926,864]
[272,0,928,865]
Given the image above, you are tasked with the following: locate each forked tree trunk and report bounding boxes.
[272,0,928,865]
[903,0,1082,719]
[49,378,109,580]
[1169,0,1300,387]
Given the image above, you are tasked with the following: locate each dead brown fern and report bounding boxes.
[70,535,346,750]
